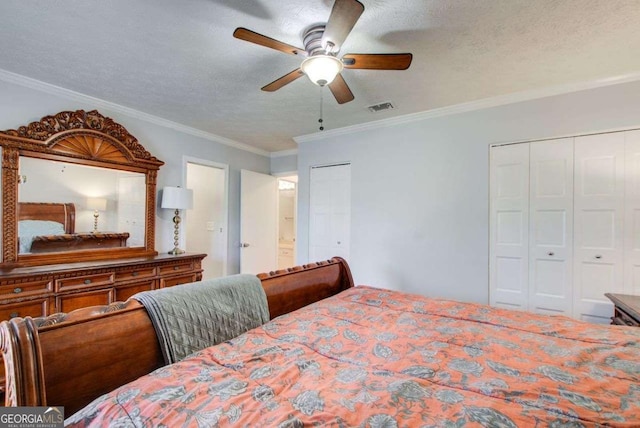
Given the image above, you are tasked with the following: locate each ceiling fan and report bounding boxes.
[233,0,413,105]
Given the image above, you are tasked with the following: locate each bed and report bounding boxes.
[2,257,639,426]
[17,202,129,253]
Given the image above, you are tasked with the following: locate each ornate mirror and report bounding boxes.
[0,110,164,267]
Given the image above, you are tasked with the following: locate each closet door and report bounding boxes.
[573,133,625,323]
[624,130,640,294]
[309,164,351,262]
[490,144,529,310]
[528,138,574,316]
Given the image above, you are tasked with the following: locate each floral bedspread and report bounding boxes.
[66,286,640,427]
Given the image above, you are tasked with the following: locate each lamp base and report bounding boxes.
[168,209,185,255]
[92,210,99,233]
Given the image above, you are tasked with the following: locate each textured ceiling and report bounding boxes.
[1,0,639,153]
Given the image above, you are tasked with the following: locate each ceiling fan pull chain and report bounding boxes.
[319,86,325,131]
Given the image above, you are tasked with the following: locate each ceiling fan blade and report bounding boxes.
[328,74,354,104]
[342,53,413,70]
[321,0,365,53]
[261,69,305,92]
[233,27,305,56]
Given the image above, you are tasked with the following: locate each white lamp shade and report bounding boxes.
[86,197,107,211]
[161,186,193,210]
[301,55,343,86]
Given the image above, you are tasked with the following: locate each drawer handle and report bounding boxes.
[132,271,139,277]
[547,252,554,256]
[84,279,92,285]
[173,266,179,271]
[595,255,602,259]
[9,312,19,318]
[13,287,23,294]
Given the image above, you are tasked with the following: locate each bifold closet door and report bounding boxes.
[624,130,640,295]
[490,144,529,310]
[528,138,573,316]
[573,132,625,323]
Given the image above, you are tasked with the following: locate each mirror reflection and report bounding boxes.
[18,156,146,254]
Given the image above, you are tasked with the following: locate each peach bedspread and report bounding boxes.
[66,286,640,427]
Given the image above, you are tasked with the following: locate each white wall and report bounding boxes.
[297,80,640,304]
[270,153,297,174]
[0,77,270,274]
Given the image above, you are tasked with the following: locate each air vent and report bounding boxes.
[367,102,394,113]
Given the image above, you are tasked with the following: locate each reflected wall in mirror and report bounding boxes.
[18,157,146,254]
[0,109,164,267]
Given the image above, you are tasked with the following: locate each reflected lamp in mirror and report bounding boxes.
[86,197,107,233]
[161,186,193,255]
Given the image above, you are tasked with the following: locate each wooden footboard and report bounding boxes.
[0,257,354,415]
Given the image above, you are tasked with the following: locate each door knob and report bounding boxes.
[241,243,250,248]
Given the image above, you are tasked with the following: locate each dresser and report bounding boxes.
[604,293,640,327]
[0,252,207,402]
[0,253,206,320]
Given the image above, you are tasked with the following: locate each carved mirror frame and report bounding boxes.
[0,110,164,267]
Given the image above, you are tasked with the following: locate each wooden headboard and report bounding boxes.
[17,202,76,234]
[0,257,355,415]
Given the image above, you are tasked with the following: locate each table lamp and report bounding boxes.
[161,186,193,255]
[86,197,107,233]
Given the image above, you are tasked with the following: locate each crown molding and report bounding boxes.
[0,68,270,157]
[270,148,298,158]
[294,72,640,144]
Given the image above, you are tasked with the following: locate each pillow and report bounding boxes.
[18,220,65,253]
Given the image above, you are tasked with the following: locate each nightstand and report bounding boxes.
[604,293,640,327]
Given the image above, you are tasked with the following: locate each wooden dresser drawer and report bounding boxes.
[0,279,53,300]
[0,298,51,320]
[159,262,193,276]
[115,280,156,301]
[160,273,197,288]
[56,272,115,292]
[115,267,156,283]
[56,288,115,313]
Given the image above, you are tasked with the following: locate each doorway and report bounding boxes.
[185,158,228,279]
[277,176,297,269]
[239,171,298,274]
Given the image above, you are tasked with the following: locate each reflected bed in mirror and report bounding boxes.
[18,202,130,254]
[18,157,146,254]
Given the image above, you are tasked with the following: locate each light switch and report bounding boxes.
[206,221,215,231]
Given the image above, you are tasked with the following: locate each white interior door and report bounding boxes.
[186,160,228,279]
[573,132,625,323]
[624,130,640,294]
[240,169,277,274]
[528,138,573,316]
[489,144,529,310]
[309,164,351,263]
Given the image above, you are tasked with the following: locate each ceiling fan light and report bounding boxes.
[301,55,343,86]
